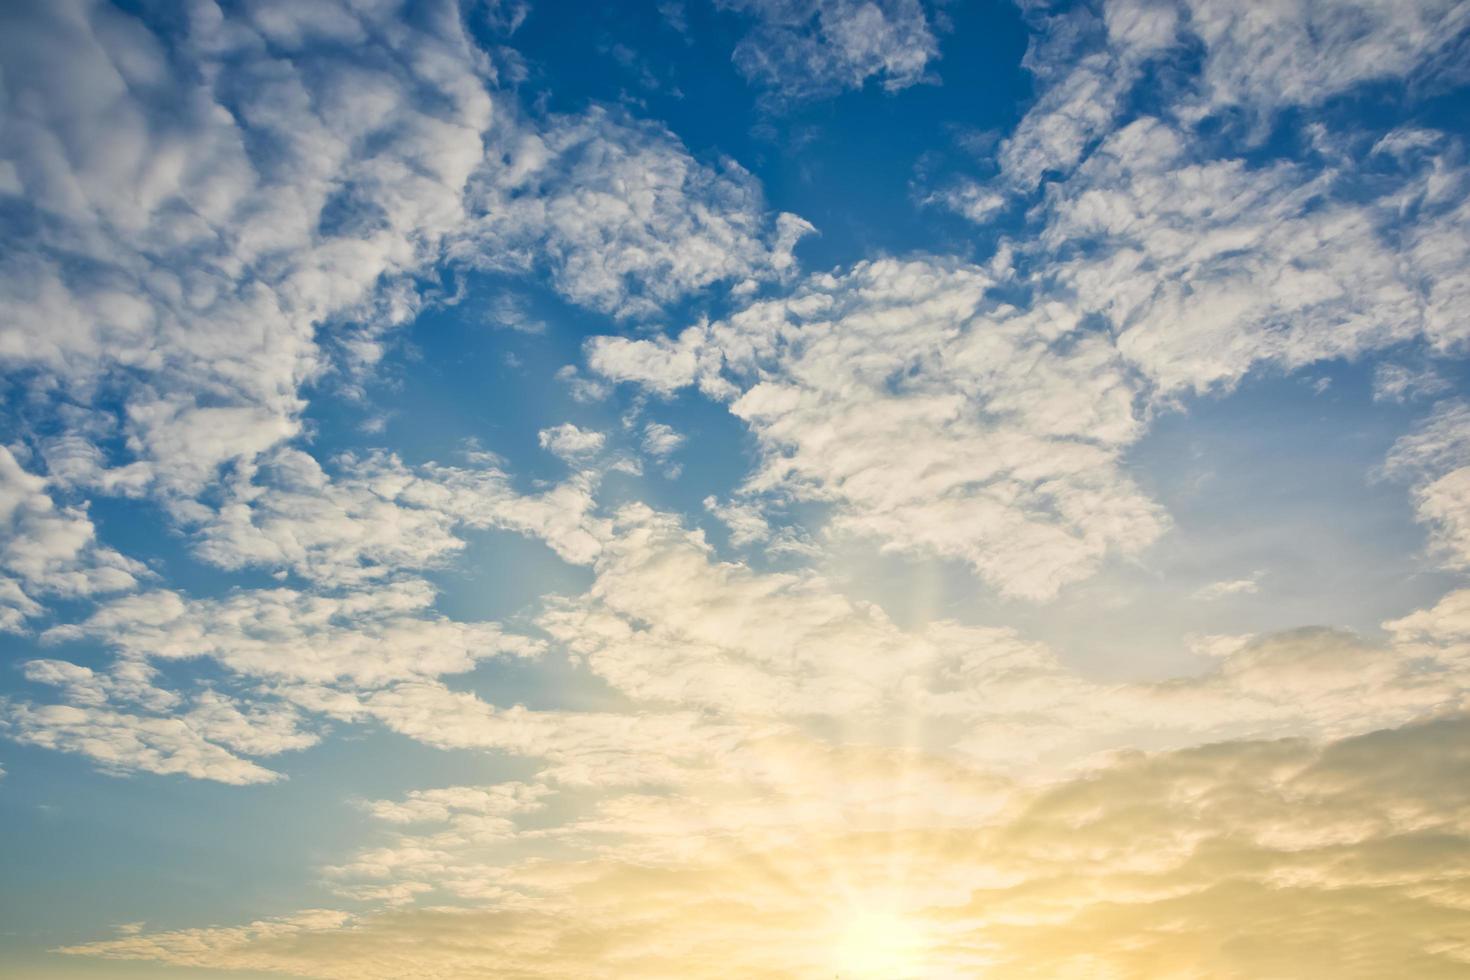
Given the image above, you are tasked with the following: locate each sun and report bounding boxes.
[829,907,929,978]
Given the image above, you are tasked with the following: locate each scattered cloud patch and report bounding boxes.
[1193,573,1262,601]
[721,0,940,105]
[539,424,607,462]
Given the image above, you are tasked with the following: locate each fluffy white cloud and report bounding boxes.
[1385,401,1470,569]
[194,447,604,584]
[1375,362,1452,403]
[0,446,146,630]
[1172,0,1470,118]
[9,5,1470,975]
[455,108,814,318]
[641,423,685,462]
[48,579,537,688]
[1192,573,1261,600]
[0,699,285,785]
[931,2,1470,458]
[22,658,177,713]
[0,0,498,498]
[540,506,1468,759]
[992,0,1469,195]
[0,0,811,527]
[721,0,939,104]
[1035,118,1459,396]
[538,424,606,462]
[346,682,746,789]
[182,690,320,758]
[361,782,551,826]
[10,639,318,780]
[590,258,1165,599]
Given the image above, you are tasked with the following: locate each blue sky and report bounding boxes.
[3,0,1470,977]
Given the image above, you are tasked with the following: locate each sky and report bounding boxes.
[1,0,1470,977]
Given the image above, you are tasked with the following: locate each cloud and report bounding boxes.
[538,424,606,462]
[720,0,940,104]
[590,258,1165,599]
[455,108,815,319]
[1375,362,1452,403]
[0,0,811,537]
[539,506,1467,757]
[0,0,499,500]
[923,178,1008,223]
[347,682,746,789]
[641,423,685,462]
[23,495,1466,795]
[47,579,538,689]
[1384,402,1470,569]
[182,690,320,758]
[991,0,1469,195]
[7,4,1470,975]
[9,644,317,781]
[360,782,551,827]
[702,495,775,548]
[0,699,284,785]
[1172,0,1470,119]
[584,134,1465,590]
[22,658,177,713]
[1036,117,1457,396]
[1193,572,1262,600]
[193,448,605,585]
[0,446,147,630]
[57,715,1470,977]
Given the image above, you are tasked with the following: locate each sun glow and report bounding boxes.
[829,907,929,979]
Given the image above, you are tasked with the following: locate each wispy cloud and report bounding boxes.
[721,0,940,105]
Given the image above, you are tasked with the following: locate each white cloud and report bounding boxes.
[1192,573,1262,600]
[995,0,1469,194]
[534,504,1466,764]
[182,690,320,758]
[703,495,774,548]
[590,258,1166,599]
[0,446,147,629]
[483,294,547,335]
[1384,401,1470,569]
[925,178,1008,224]
[1173,0,1470,119]
[347,682,745,789]
[1385,588,1470,653]
[22,658,178,713]
[0,0,812,541]
[9,648,317,781]
[455,108,814,318]
[1036,118,1446,396]
[996,3,1151,193]
[0,0,499,499]
[641,423,685,461]
[0,699,283,785]
[1375,362,1452,404]
[361,782,550,826]
[49,580,538,689]
[538,424,606,461]
[8,5,1470,972]
[193,448,605,585]
[721,0,940,104]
